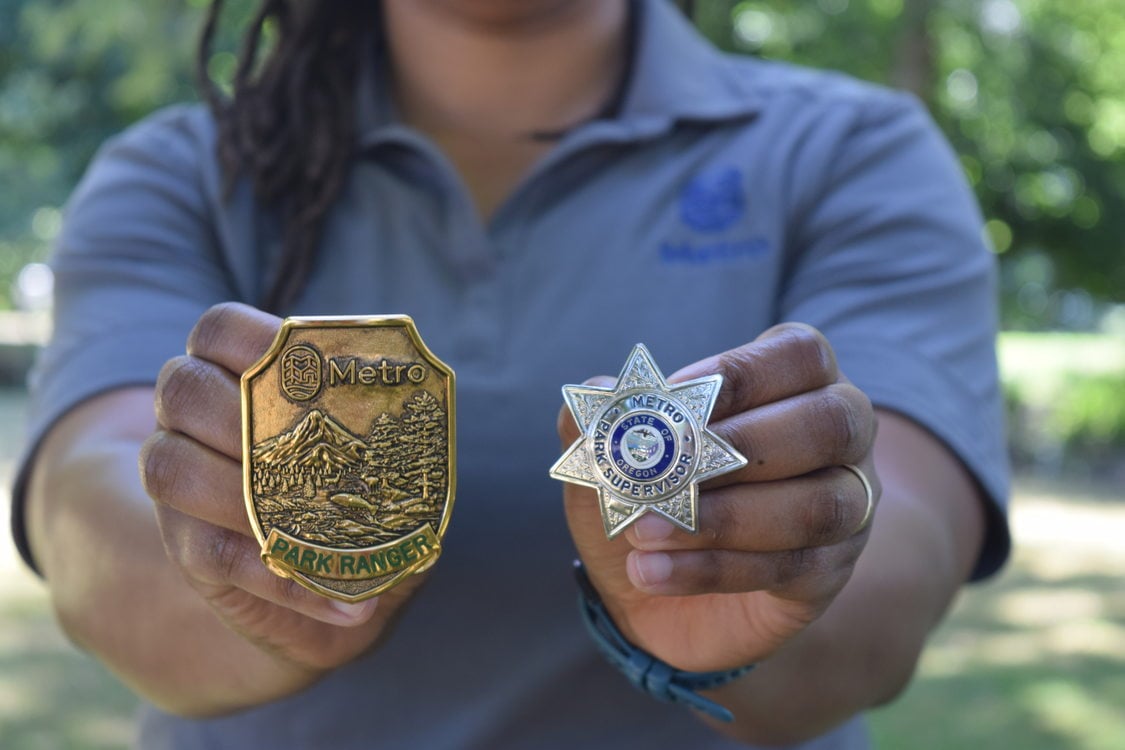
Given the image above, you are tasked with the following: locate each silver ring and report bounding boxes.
[841,464,874,533]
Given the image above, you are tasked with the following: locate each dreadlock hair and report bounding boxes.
[197,0,379,312]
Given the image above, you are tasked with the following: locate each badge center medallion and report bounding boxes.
[595,403,695,497]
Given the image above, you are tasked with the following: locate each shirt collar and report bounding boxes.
[354,27,397,146]
[619,0,763,126]
[355,0,762,148]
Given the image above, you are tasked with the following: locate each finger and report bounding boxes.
[625,536,865,598]
[626,465,879,553]
[154,355,242,459]
[140,430,253,536]
[186,302,282,377]
[669,323,838,421]
[155,506,376,627]
[705,382,874,483]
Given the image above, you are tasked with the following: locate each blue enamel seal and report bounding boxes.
[610,413,678,481]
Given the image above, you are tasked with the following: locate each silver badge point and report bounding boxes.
[550,344,747,538]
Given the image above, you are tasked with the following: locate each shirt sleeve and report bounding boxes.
[780,90,1010,581]
[9,105,239,574]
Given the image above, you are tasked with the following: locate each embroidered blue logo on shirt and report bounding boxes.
[660,166,768,266]
[660,238,769,265]
[678,167,745,234]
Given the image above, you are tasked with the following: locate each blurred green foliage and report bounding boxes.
[1006,374,1125,475]
[0,0,196,306]
[1,0,1124,328]
[1001,332,1125,475]
[1050,374,1125,447]
[695,0,1125,330]
[0,0,247,309]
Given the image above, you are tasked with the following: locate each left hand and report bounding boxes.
[559,323,881,672]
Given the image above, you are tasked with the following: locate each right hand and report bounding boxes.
[139,302,423,693]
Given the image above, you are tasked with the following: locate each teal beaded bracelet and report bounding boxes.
[574,560,755,722]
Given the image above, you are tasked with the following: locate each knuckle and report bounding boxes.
[139,432,184,504]
[818,386,862,459]
[839,533,867,567]
[692,551,726,590]
[187,302,245,358]
[205,527,248,585]
[698,495,733,548]
[271,576,312,611]
[716,349,755,413]
[837,385,875,460]
[805,480,850,545]
[171,533,206,579]
[689,550,754,594]
[774,323,837,383]
[774,547,827,587]
[155,356,210,428]
[174,523,245,586]
[855,389,875,453]
[709,417,756,467]
[773,548,806,586]
[153,510,190,574]
[153,508,250,588]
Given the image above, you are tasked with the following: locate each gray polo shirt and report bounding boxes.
[13,1,1009,747]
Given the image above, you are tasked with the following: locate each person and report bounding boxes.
[11,0,1010,747]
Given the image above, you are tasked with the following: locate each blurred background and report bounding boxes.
[0,0,1122,747]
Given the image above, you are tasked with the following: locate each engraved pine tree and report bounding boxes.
[366,412,406,502]
[399,391,447,507]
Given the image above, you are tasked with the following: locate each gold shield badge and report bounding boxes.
[242,316,455,602]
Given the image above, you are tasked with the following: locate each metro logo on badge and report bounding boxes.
[281,344,323,402]
[327,356,427,386]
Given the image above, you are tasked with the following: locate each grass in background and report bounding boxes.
[0,387,137,749]
[2,477,1122,749]
[0,599,137,750]
[869,480,1125,750]
[1000,333,1125,477]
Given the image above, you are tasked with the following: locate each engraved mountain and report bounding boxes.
[253,409,366,474]
[249,392,449,549]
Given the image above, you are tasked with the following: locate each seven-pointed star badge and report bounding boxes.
[550,344,748,538]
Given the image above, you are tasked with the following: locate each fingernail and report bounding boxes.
[328,598,377,625]
[631,552,673,587]
[631,514,675,545]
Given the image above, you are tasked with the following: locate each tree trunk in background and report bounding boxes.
[892,0,937,102]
